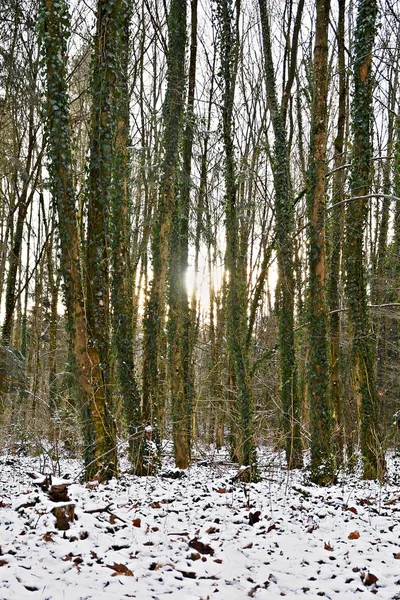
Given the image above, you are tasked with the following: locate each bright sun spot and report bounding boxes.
[186,262,225,312]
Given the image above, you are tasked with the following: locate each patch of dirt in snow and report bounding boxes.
[0,453,400,600]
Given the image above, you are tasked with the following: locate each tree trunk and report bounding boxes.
[328,0,347,466]
[142,0,187,465]
[168,0,197,469]
[217,0,258,480]
[258,0,302,469]
[40,0,117,481]
[345,0,385,480]
[86,0,131,481]
[307,0,334,484]
[110,0,142,473]
[2,108,40,345]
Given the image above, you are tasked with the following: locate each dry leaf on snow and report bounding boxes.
[106,562,134,577]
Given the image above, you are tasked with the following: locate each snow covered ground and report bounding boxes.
[0,449,400,600]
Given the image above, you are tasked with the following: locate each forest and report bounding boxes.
[3,0,400,597]
[0,0,400,487]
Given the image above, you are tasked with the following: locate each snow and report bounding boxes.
[0,450,400,599]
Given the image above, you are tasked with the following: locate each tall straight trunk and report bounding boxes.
[142,0,187,458]
[394,117,400,421]
[40,0,117,481]
[21,200,34,359]
[394,116,400,255]
[194,52,218,443]
[373,45,399,426]
[110,0,142,473]
[168,0,197,469]
[86,0,128,480]
[307,0,334,484]
[345,0,385,479]
[328,0,347,465]
[258,0,302,468]
[40,192,59,411]
[217,0,258,480]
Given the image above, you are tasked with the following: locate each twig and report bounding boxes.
[83,503,128,524]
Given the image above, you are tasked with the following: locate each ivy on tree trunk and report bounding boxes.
[345,0,385,480]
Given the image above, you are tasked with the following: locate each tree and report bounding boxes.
[327,0,347,465]
[168,0,198,468]
[217,0,258,479]
[307,0,335,484]
[344,0,385,480]
[1,8,42,347]
[109,0,142,472]
[142,0,188,466]
[40,0,117,481]
[85,0,135,480]
[258,0,303,469]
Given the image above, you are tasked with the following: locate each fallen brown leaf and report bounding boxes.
[106,562,134,577]
[249,511,261,526]
[324,542,334,551]
[178,570,196,579]
[361,571,378,586]
[206,526,220,535]
[348,530,360,540]
[248,585,260,597]
[190,552,201,561]
[132,518,141,528]
[189,537,214,556]
[346,506,358,514]
[359,498,372,506]
[62,553,74,562]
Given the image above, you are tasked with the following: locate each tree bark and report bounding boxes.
[217,0,258,480]
[142,0,188,464]
[41,0,117,481]
[168,0,197,469]
[307,0,335,484]
[258,0,302,468]
[328,0,347,466]
[110,0,142,473]
[345,0,385,479]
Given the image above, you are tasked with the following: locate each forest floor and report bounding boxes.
[0,447,400,600]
